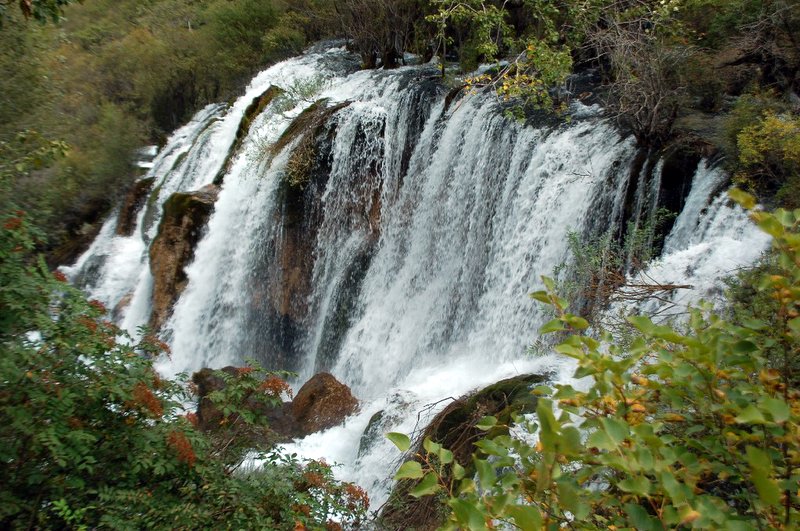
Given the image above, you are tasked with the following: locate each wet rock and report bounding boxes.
[191,369,358,442]
[291,372,359,436]
[380,373,546,531]
[192,366,239,432]
[149,184,219,330]
[117,177,155,236]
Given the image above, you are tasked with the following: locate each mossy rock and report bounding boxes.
[273,99,351,190]
[213,85,284,185]
[379,373,547,531]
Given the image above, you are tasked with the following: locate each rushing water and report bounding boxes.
[65,45,771,507]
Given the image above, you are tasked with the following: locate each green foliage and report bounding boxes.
[392,191,800,529]
[0,0,79,25]
[0,0,340,261]
[0,210,368,529]
[428,0,582,110]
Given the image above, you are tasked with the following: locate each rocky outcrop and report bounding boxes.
[380,373,546,531]
[116,177,155,236]
[148,184,218,330]
[191,369,359,442]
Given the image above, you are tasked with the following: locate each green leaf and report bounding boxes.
[564,314,589,330]
[587,428,617,451]
[438,447,454,465]
[618,476,651,496]
[757,214,784,238]
[475,458,495,489]
[394,461,423,480]
[601,417,629,444]
[449,498,488,530]
[624,503,660,530]
[762,397,790,423]
[733,340,757,353]
[532,385,552,396]
[628,315,655,335]
[409,472,441,498]
[452,462,465,480]
[506,504,542,531]
[475,416,498,431]
[423,437,441,454]
[529,290,551,304]
[539,318,565,334]
[386,432,411,452]
[729,188,756,210]
[746,446,781,506]
[788,317,800,335]
[735,405,766,424]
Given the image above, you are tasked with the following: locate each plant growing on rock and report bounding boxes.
[389,190,800,529]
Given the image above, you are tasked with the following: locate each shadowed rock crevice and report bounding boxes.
[116,177,155,237]
[213,85,284,185]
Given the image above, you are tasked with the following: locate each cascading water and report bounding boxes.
[65,45,771,508]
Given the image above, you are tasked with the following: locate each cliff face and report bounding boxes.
[149,185,219,330]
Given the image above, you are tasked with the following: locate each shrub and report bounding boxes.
[391,189,800,529]
[0,212,368,529]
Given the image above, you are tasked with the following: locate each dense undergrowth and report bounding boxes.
[0,211,368,529]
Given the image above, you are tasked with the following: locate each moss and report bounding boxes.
[284,137,316,189]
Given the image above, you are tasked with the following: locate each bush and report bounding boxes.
[0,212,368,529]
[391,189,800,529]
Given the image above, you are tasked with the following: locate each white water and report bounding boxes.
[66,46,771,509]
[612,162,771,321]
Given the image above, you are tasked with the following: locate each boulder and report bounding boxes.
[117,177,155,236]
[191,369,358,441]
[148,184,218,330]
[291,372,359,436]
[192,366,240,432]
[111,292,133,322]
[379,373,546,531]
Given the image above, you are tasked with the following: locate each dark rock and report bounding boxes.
[192,366,239,432]
[116,177,155,236]
[148,184,219,330]
[380,373,546,531]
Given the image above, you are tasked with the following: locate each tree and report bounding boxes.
[584,0,694,145]
[334,0,423,68]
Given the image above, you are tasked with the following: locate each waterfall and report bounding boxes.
[65,45,771,507]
